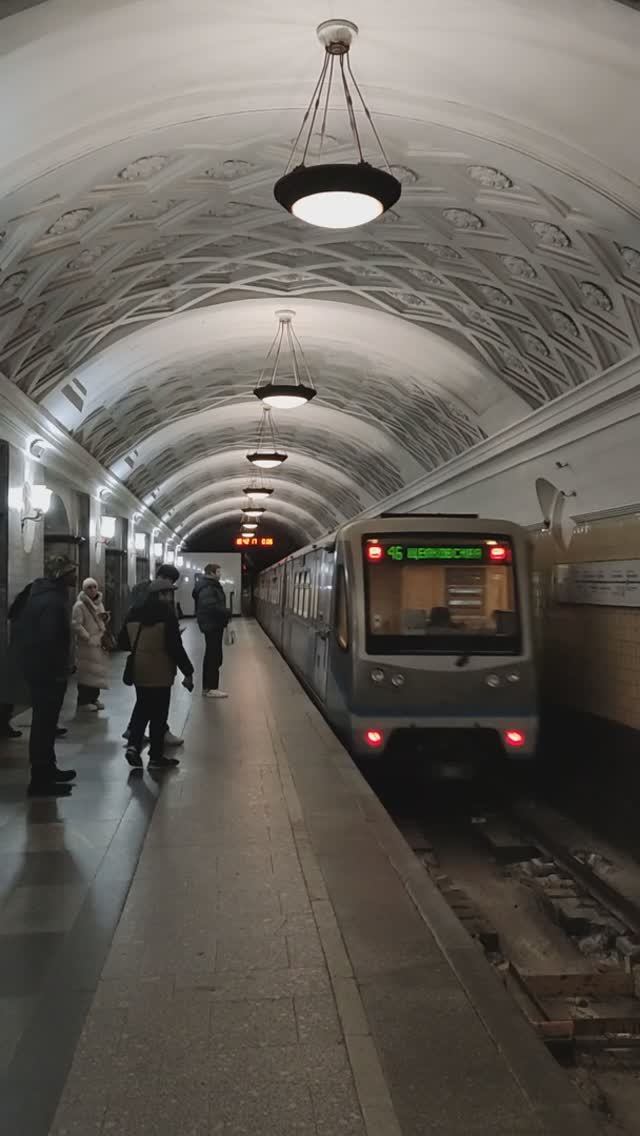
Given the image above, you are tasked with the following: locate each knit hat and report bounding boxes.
[156,563,180,583]
[82,577,99,591]
[45,555,77,581]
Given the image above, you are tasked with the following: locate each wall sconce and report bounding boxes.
[99,488,112,502]
[98,515,116,543]
[16,483,52,553]
[165,549,175,565]
[21,483,52,529]
[153,542,164,558]
[135,532,147,553]
[176,556,184,568]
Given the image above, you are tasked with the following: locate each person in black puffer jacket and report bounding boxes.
[20,556,78,797]
[192,564,231,699]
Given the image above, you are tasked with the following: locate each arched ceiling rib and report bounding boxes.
[185,508,309,544]
[151,453,372,521]
[180,498,323,543]
[1,0,639,540]
[163,478,343,535]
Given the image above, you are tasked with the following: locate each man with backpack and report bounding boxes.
[192,564,231,698]
[121,562,185,746]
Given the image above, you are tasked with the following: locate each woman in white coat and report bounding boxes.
[72,578,110,711]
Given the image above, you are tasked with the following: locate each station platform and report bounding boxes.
[0,621,597,1136]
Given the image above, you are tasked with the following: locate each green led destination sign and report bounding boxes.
[384,545,483,562]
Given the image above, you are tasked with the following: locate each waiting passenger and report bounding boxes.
[20,556,78,797]
[192,564,231,699]
[429,606,453,628]
[123,578,194,770]
[72,578,110,713]
[121,562,184,747]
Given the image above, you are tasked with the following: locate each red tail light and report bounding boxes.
[365,729,384,748]
[504,729,526,749]
[366,543,383,562]
[489,545,509,562]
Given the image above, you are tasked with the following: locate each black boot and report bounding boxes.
[53,767,77,782]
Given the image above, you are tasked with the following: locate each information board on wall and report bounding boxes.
[554,560,640,607]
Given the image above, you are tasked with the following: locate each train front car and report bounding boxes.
[342,517,537,769]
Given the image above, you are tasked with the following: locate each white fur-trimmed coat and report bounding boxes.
[71,592,110,689]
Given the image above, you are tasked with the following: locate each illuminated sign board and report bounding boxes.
[235,536,275,548]
[384,545,483,562]
[364,539,512,564]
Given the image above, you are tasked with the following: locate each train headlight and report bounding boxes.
[485,674,501,688]
[391,673,405,687]
[506,672,520,684]
[370,669,385,684]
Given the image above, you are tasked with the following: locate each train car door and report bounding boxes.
[311,550,333,701]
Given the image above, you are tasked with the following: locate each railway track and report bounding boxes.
[391,791,640,1062]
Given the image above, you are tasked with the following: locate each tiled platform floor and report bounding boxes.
[1,622,597,1135]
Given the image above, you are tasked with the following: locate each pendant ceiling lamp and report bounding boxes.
[247,408,288,469]
[274,19,401,230]
[243,480,273,500]
[242,522,258,531]
[243,506,266,520]
[253,310,316,410]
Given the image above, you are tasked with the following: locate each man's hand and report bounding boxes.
[182,675,194,692]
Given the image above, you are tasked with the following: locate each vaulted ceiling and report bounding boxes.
[1,0,639,542]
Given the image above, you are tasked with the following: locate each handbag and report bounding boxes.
[122,624,143,686]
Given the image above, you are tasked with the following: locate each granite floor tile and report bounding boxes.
[210,996,298,1050]
[0,931,63,993]
[0,883,88,934]
[294,993,342,1046]
[216,931,289,972]
[0,817,122,852]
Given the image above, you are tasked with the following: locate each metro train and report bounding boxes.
[255,515,538,771]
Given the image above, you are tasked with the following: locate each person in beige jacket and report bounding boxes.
[71,578,110,711]
[123,578,194,770]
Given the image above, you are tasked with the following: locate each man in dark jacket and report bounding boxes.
[193,564,230,698]
[122,563,184,746]
[124,579,194,770]
[20,556,77,797]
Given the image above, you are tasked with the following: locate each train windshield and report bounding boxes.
[363,535,521,655]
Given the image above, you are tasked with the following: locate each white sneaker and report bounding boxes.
[205,690,228,699]
[164,730,184,747]
[79,703,99,712]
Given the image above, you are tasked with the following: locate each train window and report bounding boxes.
[363,534,520,655]
[303,571,311,619]
[335,566,349,650]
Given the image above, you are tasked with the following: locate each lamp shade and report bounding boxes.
[247,451,287,469]
[101,515,116,540]
[274,162,400,230]
[30,484,52,514]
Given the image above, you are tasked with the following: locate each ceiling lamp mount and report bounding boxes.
[242,480,274,500]
[274,19,401,230]
[247,408,288,469]
[253,310,317,410]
